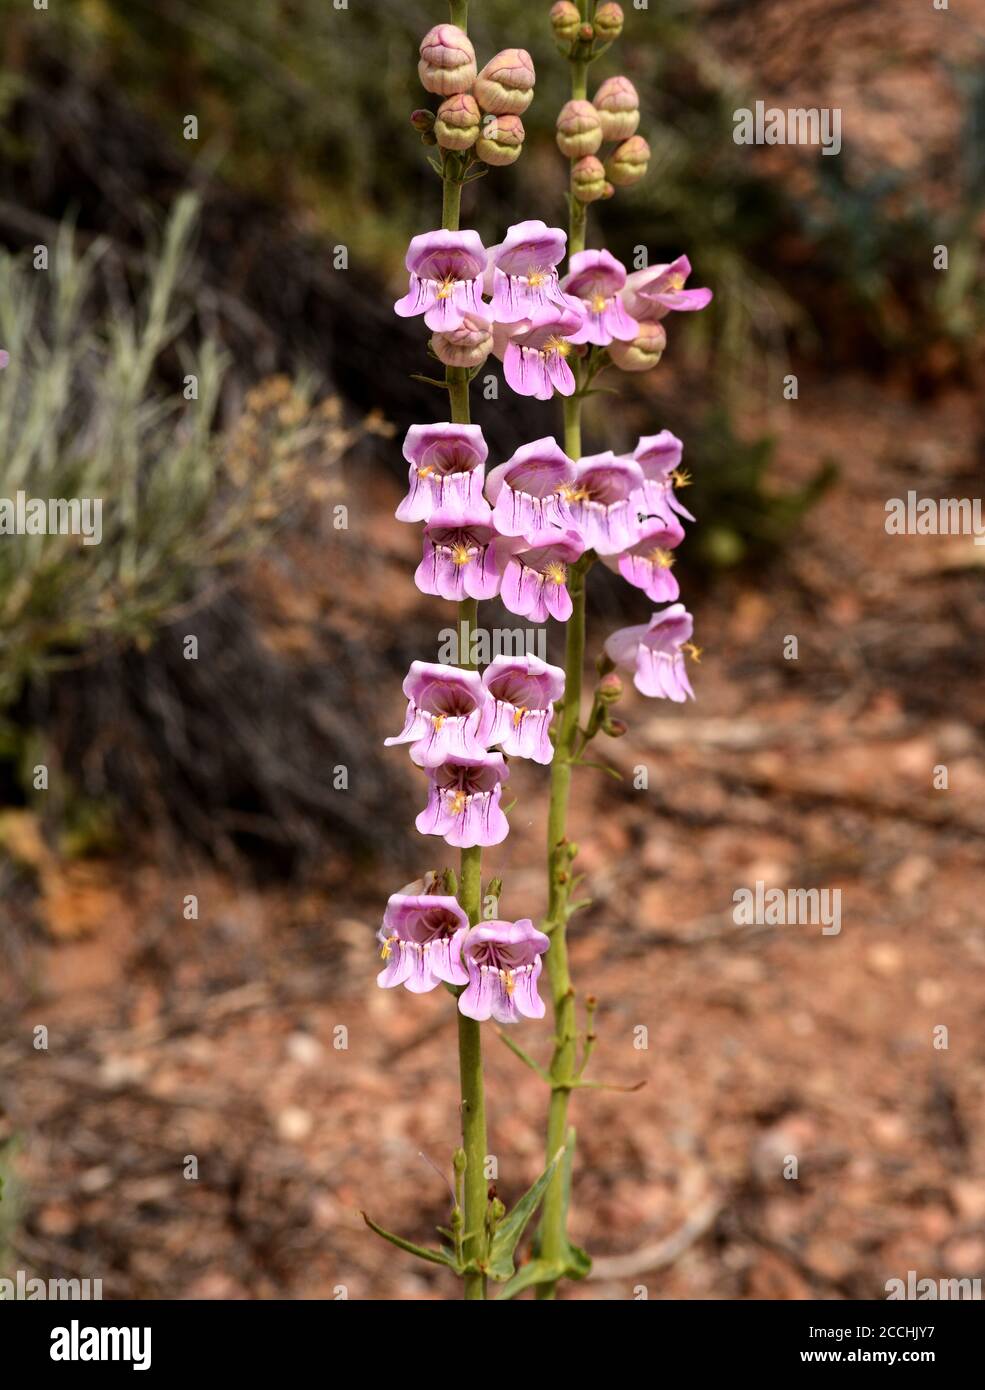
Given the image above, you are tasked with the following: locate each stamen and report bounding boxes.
[512,706,527,728]
[527,270,546,288]
[380,934,398,961]
[451,542,473,567]
[542,335,571,358]
[671,467,693,490]
[448,790,468,816]
[417,465,434,478]
[649,548,675,569]
[590,293,607,315]
[435,276,456,300]
[543,560,567,585]
[682,641,702,663]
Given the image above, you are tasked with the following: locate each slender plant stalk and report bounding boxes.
[439,0,487,1301]
[535,0,597,1299]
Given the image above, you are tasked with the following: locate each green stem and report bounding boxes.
[457,841,487,1300]
[436,5,487,1297]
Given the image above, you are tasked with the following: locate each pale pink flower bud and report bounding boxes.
[594,2,625,40]
[550,1,581,43]
[431,313,494,369]
[593,75,639,142]
[476,113,525,166]
[570,154,606,203]
[556,99,603,158]
[608,319,666,372]
[606,134,650,186]
[474,48,535,116]
[418,23,477,96]
[434,93,482,150]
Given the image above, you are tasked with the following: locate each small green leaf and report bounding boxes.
[486,1147,565,1282]
[361,1211,459,1270]
[495,1258,564,1300]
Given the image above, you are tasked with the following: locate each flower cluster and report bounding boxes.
[415,24,536,168]
[378,876,549,1024]
[396,218,711,392]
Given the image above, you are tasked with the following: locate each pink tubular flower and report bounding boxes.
[493,306,584,400]
[377,891,469,993]
[560,249,639,346]
[486,220,580,324]
[557,452,646,554]
[622,255,713,322]
[416,507,515,601]
[604,604,696,702]
[484,435,575,538]
[632,431,695,524]
[482,653,566,764]
[397,422,490,523]
[394,230,487,333]
[416,752,511,848]
[458,919,549,1023]
[603,516,685,603]
[384,661,493,767]
[501,529,585,623]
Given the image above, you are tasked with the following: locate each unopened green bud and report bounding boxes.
[594,2,625,40]
[578,22,594,41]
[556,99,603,158]
[453,1147,467,1175]
[434,92,481,150]
[606,134,650,187]
[550,1,581,44]
[474,48,536,116]
[593,75,639,142]
[608,319,666,372]
[570,154,606,203]
[603,716,628,738]
[410,108,435,134]
[418,23,477,96]
[476,112,525,166]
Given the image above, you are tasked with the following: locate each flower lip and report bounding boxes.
[402,660,485,715]
[432,749,510,792]
[632,430,684,479]
[483,652,566,709]
[562,247,628,299]
[403,228,486,281]
[490,219,567,277]
[569,452,645,504]
[404,422,488,475]
[464,917,550,964]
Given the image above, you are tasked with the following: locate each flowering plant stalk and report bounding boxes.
[365,0,711,1300]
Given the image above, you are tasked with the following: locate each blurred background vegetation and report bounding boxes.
[0,0,981,870]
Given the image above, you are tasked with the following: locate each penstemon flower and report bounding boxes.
[556,452,647,553]
[561,249,640,346]
[378,890,470,993]
[385,661,494,766]
[604,603,697,701]
[485,219,580,323]
[492,305,584,399]
[416,751,511,848]
[622,254,713,320]
[394,230,488,332]
[484,435,575,537]
[482,653,566,764]
[458,919,550,1023]
[416,508,515,600]
[631,431,695,523]
[603,515,686,603]
[396,422,490,523]
[500,529,585,623]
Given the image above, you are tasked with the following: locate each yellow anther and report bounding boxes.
[432,714,446,731]
[649,548,675,569]
[544,561,567,585]
[590,293,607,314]
[528,270,547,288]
[417,465,434,478]
[436,277,456,300]
[449,790,468,815]
[380,935,397,961]
[683,641,702,663]
[542,335,571,357]
[671,467,693,490]
[451,542,472,567]
[512,706,526,728]
[502,969,516,996]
